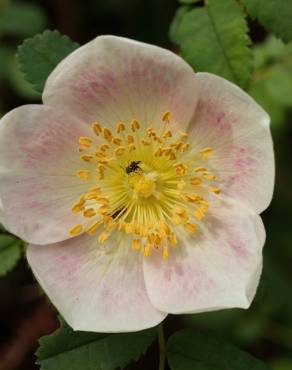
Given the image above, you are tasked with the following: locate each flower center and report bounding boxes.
[129,173,156,198]
[69,111,221,259]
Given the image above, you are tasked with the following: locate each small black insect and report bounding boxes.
[126,161,141,174]
[111,207,125,219]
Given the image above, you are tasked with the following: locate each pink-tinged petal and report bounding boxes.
[143,197,265,314]
[188,72,275,214]
[0,105,93,244]
[27,235,166,332]
[43,35,198,131]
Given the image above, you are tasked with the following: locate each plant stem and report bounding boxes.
[157,323,166,370]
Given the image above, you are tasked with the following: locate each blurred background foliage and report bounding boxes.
[0,0,291,369]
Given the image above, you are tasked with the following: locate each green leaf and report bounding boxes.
[9,56,41,99]
[253,36,292,69]
[167,329,271,370]
[249,36,292,126]
[170,0,252,89]
[37,319,156,370]
[18,30,79,94]
[242,0,292,43]
[0,234,22,276]
[0,3,48,37]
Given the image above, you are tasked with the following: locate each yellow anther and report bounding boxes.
[76,169,90,180]
[147,233,155,244]
[194,208,205,220]
[200,147,213,158]
[198,200,209,212]
[112,137,122,145]
[146,127,155,137]
[86,221,101,235]
[172,213,182,225]
[98,164,105,179]
[159,220,170,236]
[79,137,93,147]
[77,146,87,153]
[154,234,162,247]
[161,147,172,156]
[162,111,172,123]
[190,177,202,186]
[194,166,207,172]
[125,222,133,234]
[100,144,110,152]
[162,130,172,138]
[71,203,84,214]
[132,239,141,250]
[95,151,106,159]
[98,231,110,244]
[69,224,83,236]
[182,193,202,203]
[126,135,134,144]
[181,143,190,152]
[131,119,140,131]
[179,131,188,139]
[73,195,85,206]
[84,193,98,201]
[129,144,136,152]
[132,221,142,236]
[103,127,113,141]
[97,157,111,164]
[144,243,151,257]
[89,187,101,194]
[98,206,109,215]
[92,122,102,136]
[169,151,176,160]
[71,195,85,213]
[177,180,186,190]
[83,208,96,218]
[98,164,105,172]
[105,221,117,233]
[154,148,163,157]
[81,155,93,162]
[169,233,177,246]
[175,163,187,175]
[203,173,216,180]
[141,139,150,146]
[209,186,221,194]
[171,141,183,150]
[174,205,187,215]
[96,197,109,205]
[163,246,169,260]
[154,136,163,143]
[103,215,113,226]
[118,220,125,231]
[114,146,126,156]
[184,222,197,234]
[116,122,125,133]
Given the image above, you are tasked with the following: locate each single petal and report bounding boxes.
[143,197,265,314]
[188,72,275,214]
[0,105,93,244]
[43,35,198,131]
[27,234,166,332]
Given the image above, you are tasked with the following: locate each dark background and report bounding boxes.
[0,1,291,369]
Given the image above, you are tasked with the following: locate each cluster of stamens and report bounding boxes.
[69,111,221,259]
